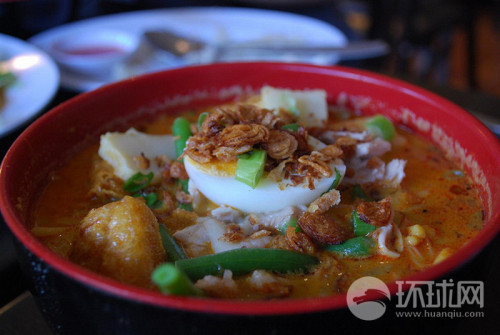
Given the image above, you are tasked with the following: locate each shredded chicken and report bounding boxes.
[342,157,406,186]
[355,137,391,158]
[187,179,203,212]
[383,159,407,187]
[314,130,370,144]
[195,270,239,298]
[88,157,126,201]
[251,206,306,231]
[308,128,405,187]
[246,270,292,298]
[177,217,273,254]
[210,205,245,223]
[172,222,210,257]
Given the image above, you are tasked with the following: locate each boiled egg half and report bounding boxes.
[184,154,346,213]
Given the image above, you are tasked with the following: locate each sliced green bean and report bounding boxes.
[351,210,376,236]
[176,176,193,211]
[175,248,318,281]
[172,117,192,158]
[365,114,395,141]
[144,192,161,208]
[178,179,189,193]
[197,112,208,131]
[152,263,203,296]
[235,149,267,188]
[280,217,301,235]
[281,123,300,132]
[132,191,162,209]
[323,168,342,194]
[123,172,154,193]
[159,224,187,262]
[178,203,193,212]
[325,236,375,258]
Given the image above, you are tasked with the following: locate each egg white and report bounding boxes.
[184,156,346,213]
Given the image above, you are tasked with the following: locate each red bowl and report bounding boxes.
[1,63,500,333]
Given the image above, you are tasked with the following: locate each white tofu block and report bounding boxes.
[259,86,328,127]
[98,128,177,183]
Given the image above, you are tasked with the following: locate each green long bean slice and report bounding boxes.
[281,123,300,132]
[197,112,208,131]
[175,248,318,281]
[323,168,342,194]
[365,114,395,141]
[235,149,267,188]
[280,217,301,235]
[159,224,187,262]
[123,172,153,193]
[325,237,375,258]
[176,179,193,211]
[351,210,376,236]
[152,263,203,296]
[178,179,189,193]
[172,117,192,158]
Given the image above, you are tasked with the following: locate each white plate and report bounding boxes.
[0,33,60,137]
[29,7,347,92]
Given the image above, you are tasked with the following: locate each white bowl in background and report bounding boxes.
[50,28,139,75]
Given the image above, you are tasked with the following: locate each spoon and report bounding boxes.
[144,30,390,61]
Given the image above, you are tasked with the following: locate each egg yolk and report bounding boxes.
[184,156,237,177]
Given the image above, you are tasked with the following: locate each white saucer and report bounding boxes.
[0,33,59,137]
[29,7,347,92]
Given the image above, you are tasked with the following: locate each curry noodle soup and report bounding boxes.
[32,87,483,300]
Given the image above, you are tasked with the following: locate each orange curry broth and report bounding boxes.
[31,106,484,299]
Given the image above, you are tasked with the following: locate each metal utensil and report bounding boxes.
[144,30,390,61]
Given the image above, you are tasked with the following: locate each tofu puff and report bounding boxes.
[71,196,165,288]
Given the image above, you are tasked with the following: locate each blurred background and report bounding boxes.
[0,0,499,327]
[1,0,499,96]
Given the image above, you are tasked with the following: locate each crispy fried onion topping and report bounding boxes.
[298,211,351,245]
[184,104,344,189]
[356,198,393,226]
